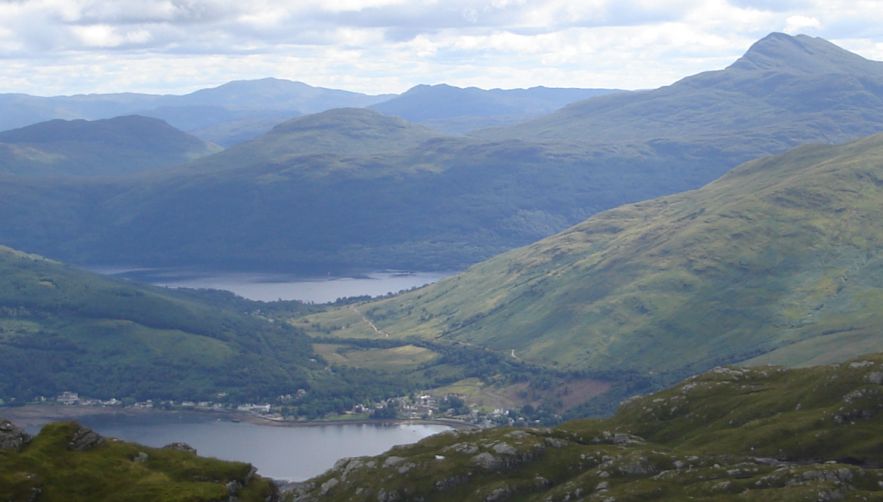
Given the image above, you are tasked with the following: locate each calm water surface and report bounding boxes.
[25,412,448,481]
[89,267,453,303]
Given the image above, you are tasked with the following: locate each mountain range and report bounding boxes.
[0,78,392,147]
[0,78,615,147]
[2,33,883,274]
[370,84,618,133]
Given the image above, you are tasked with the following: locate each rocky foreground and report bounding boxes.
[290,354,883,501]
[0,419,278,501]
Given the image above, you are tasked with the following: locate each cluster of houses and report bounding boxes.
[32,389,536,427]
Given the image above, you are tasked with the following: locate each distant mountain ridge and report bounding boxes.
[481,32,883,151]
[0,78,612,145]
[2,33,883,273]
[0,78,393,146]
[0,115,219,177]
[371,84,619,133]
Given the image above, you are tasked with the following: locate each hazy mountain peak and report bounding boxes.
[270,107,421,135]
[730,32,882,75]
[0,114,175,143]
[0,115,218,176]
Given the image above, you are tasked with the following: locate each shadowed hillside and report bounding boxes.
[0,116,219,177]
[370,84,619,133]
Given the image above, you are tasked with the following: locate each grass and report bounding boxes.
[293,354,883,501]
[311,343,438,371]
[0,421,276,501]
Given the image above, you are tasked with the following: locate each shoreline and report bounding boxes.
[0,404,475,431]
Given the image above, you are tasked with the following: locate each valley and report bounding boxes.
[3,20,883,500]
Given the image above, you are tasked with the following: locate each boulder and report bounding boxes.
[67,425,105,451]
[0,419,30,450]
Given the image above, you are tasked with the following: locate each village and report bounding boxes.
[14,389,549,428]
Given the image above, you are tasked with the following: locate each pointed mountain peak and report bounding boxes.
[729,32,881,75]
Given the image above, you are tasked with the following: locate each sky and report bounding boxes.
[1,0,883,96]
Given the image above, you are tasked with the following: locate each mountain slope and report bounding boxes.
[0,245,325,402]
[0,116,220,176]
[304,132,883,382]
[371,84,618,133]
[0,420,278,501]
[293,355,883,501]
[481,33,883,154]
[184,108,447,172]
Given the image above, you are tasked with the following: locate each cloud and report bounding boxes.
[0,0,881,95]
[784,15,822,34]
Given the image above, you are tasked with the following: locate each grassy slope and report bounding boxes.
[0,116,220,177]
[293,354,883,501]
[0,245,321,402]
[303,133,883,383]
[0,421,277,501]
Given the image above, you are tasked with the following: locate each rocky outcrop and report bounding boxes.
[163,441,197,454]
[67,424,105,451]
[0,419,30,450]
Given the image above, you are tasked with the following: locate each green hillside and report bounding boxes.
[0,420,278,501]
[183,108,447,171]
[303,132,883,390]
[0,116,220,177]
[0,246,580,417]
[0,246,323,402]
[292,355,883,501]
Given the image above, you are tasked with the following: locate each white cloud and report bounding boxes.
[0,0,881,95]
[784,15,821,33]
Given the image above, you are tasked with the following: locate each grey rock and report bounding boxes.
[492,442,517,455]
[68,425,104,451]
[472,452,501,470]
[163,442,197,454]
[0,419,30,450]
[484,486,511,501]
[319,478,339,496]
[133,451,149,463]
[383,456,406,467]
[444,442,479,455]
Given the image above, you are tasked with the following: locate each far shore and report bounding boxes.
[0,404,475,431]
